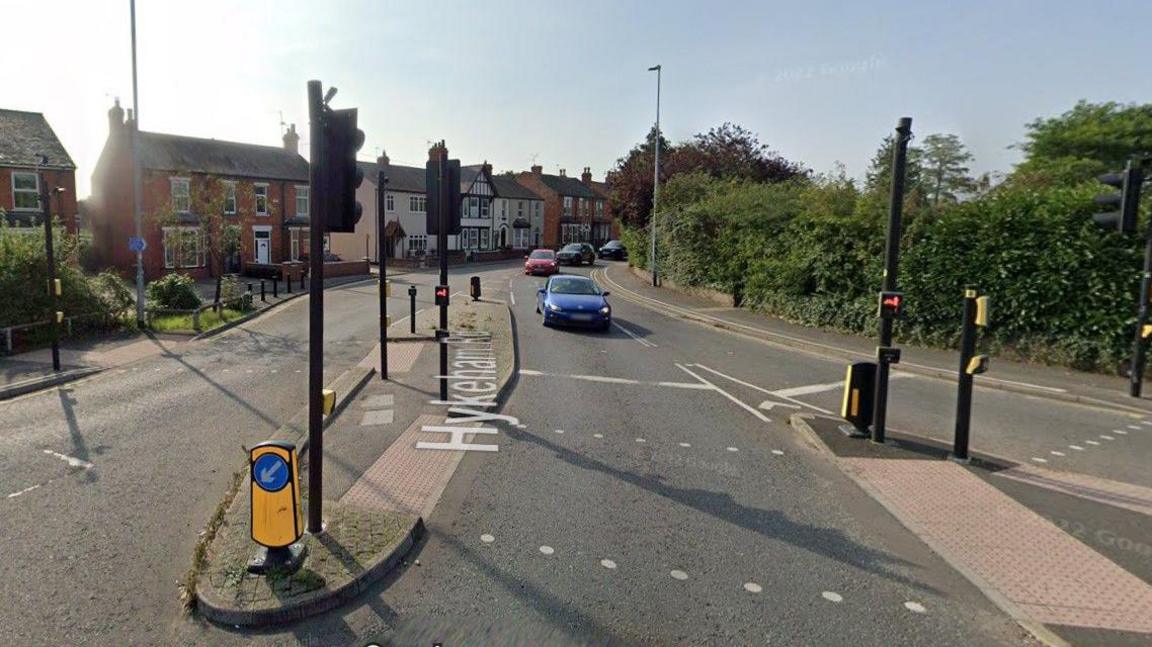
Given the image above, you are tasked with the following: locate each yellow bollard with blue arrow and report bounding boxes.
[246,440,307,574]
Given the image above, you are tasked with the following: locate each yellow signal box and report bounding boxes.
[839,362,876,437]
[248,441,306,574]
[322,389,336,415]
[975,296,990,327]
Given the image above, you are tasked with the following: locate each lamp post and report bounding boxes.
[130,0,145,324]
[648,64,661,287]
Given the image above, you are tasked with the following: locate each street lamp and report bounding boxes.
[648,64,661,287]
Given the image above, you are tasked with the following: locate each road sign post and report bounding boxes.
[871,117,913,444]
[952,288,990,462]
[378,170,389,381]
[247,440,306,574]
[306,79,326,535]
[409,285,418,334]
[39,172,61,372]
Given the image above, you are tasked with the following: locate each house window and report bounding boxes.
[480,227,490,249]
[561,223,584,244]
[500,200,506,219]
[410,195,426,212]
[385,193,395,211]
[517,201,524,218]
[290,229,300,260]
[466,197,478,218]
[11,172,39,211]
[596,200,604,217]
[162,226,204,268]
[295,186,309,217]
[563,196,572,218]
[170,178,190,213]
[223,182,237,215]
[513,227,530,249]
[480,198,490,218]
[254,185,269,215]
[407,234,427,254]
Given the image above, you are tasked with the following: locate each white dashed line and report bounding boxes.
[771,449,785,456]
[636,438,646,443]
[554,429,564,434]
[593,433,604,439]
[6,483,41,499]
[904,601,927,614]
[42,449,93,469]
[726,447,739,452]
[480,534,495,544]
[509,292,515,305]
[539,545,554,555]
[1101,435,1115,440]
[1115,429,1129,435]
[1031,457,1048,463]
[1050,450,1066,456]
[1069,445,1085,451]
[600,559,617,569]
[1141,420,1152,426]
[1084,440,1100,446]
[1127,425,1141,430]
[822,591,843,603]
[743,582,762,593]
[670,570,688,580]
[517,424,527,429]
[678,442,691,448]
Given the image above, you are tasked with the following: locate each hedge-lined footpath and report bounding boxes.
[624,173,1142,373]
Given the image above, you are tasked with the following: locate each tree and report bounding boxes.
[673,123,806,183]
[920,133,975,205]
[151,175,242,308]
[1013,100,1152,183]
[605,125,673,229]
[859,134,925,217]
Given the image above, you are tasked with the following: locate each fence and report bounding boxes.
[1,312,114,354]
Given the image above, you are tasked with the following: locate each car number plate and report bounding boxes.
[570,313,594,321]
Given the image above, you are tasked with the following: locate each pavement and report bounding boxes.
[6,257,1151,646]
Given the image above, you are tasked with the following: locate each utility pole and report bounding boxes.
[377,170,388,380]
[438,143,449,401]
[648,64,662,287]
[871,116,913,444]
[39,161,61,372]
[306,80,326,534]
[129,0,145,324]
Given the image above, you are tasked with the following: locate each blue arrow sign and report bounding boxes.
[252,453,289,492]
[128,236,147,253]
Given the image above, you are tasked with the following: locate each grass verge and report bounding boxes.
[150,308,246,334]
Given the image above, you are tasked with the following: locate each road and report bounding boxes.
[6,259,1140,645]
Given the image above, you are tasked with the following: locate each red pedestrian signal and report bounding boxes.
[435,285,450,306]
[878,291,904,319]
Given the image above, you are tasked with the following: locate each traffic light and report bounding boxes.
[878,291,904,319]
[435,284,450,307]
[323,108,364,233]
[426,156,462,236]
[1093,162,1142,234]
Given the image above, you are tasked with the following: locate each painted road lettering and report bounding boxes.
[419,331,517,452]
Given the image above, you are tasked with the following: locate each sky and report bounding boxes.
[4,0,1152,198]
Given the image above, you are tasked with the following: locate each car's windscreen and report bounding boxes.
[561,244,582,252]
[549,278,600,295]
[529,250,554,259]
[603,241,621,248]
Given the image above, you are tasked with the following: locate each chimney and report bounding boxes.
[125,108,136,133]
[283,123,300,153]
[107,98,125,134]
[481,160,492,176]
[559,168,566,177]
[377,149,390,167]
[428,140,448,162]
[531,164,542,175]
[581,167,592,186]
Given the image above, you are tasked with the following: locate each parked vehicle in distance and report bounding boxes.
[557,242,596,266]
[524,249,559,276]
[598,239,627,260]
[536,274,611,331]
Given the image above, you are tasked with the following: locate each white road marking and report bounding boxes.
[7,483,41,499]
[904,601,927,614]
[363,394,395,408]
[612,321,657,347]
[822,591,843,603]
[1114,429,1129,435]
[1069,445,1085,451]
[1101,435,1115,440]
[689,364,835,416]
[42,449,93,470]
[539,545,554,555]
[593,433,604,438]
[772,373,917,399]
[1050,450,1066,456]
[670,570,688,580]
[1128,425,1141,430]
[758,400,802,411]
[480,534,495,544]
[675,363,772,423]
[554,429,565,434]
[1084,440,1100,446]
[743,582,763,593]
[771,450,785,456]
[1031,457,1048,463]
[509,292,516,305]
[635,438,646,443]
[678,442,691,448]
[517,369,709,390]
[1142,420,1152,426]
[600,559,617,569]
[726,447,739,452]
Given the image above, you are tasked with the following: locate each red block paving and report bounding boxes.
[842,457,1152,634]
[358,341,426,374]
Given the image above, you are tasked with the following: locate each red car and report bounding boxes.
[524,249,559,276]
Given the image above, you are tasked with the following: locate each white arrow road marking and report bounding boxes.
[259,460,284,485]
[675,363,771,423]
[612,321,657,347]
[690,364,835,415]
[517,369,709,390]
[758,400,802,411]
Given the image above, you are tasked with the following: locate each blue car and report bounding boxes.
[536,275,612,331]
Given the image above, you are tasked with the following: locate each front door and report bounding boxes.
[254,230,271,264]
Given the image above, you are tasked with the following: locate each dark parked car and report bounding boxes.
[598,240,627,260]
[536,275,611,331]
[556,243,596,266]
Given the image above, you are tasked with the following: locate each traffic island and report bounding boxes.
[195,487,421,626]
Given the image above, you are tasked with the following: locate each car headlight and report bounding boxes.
[547,302,563,312]
[599,306,611,315]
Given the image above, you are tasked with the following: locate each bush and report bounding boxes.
[147,273,202,310]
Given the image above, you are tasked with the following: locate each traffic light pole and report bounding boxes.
[377,170,388,381]
[438,144,449,402]
[306,80,326,534]
[871,116,913,444]
[1131,222,1152,397]
[40,174,61,372]
[953,288,978,460]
